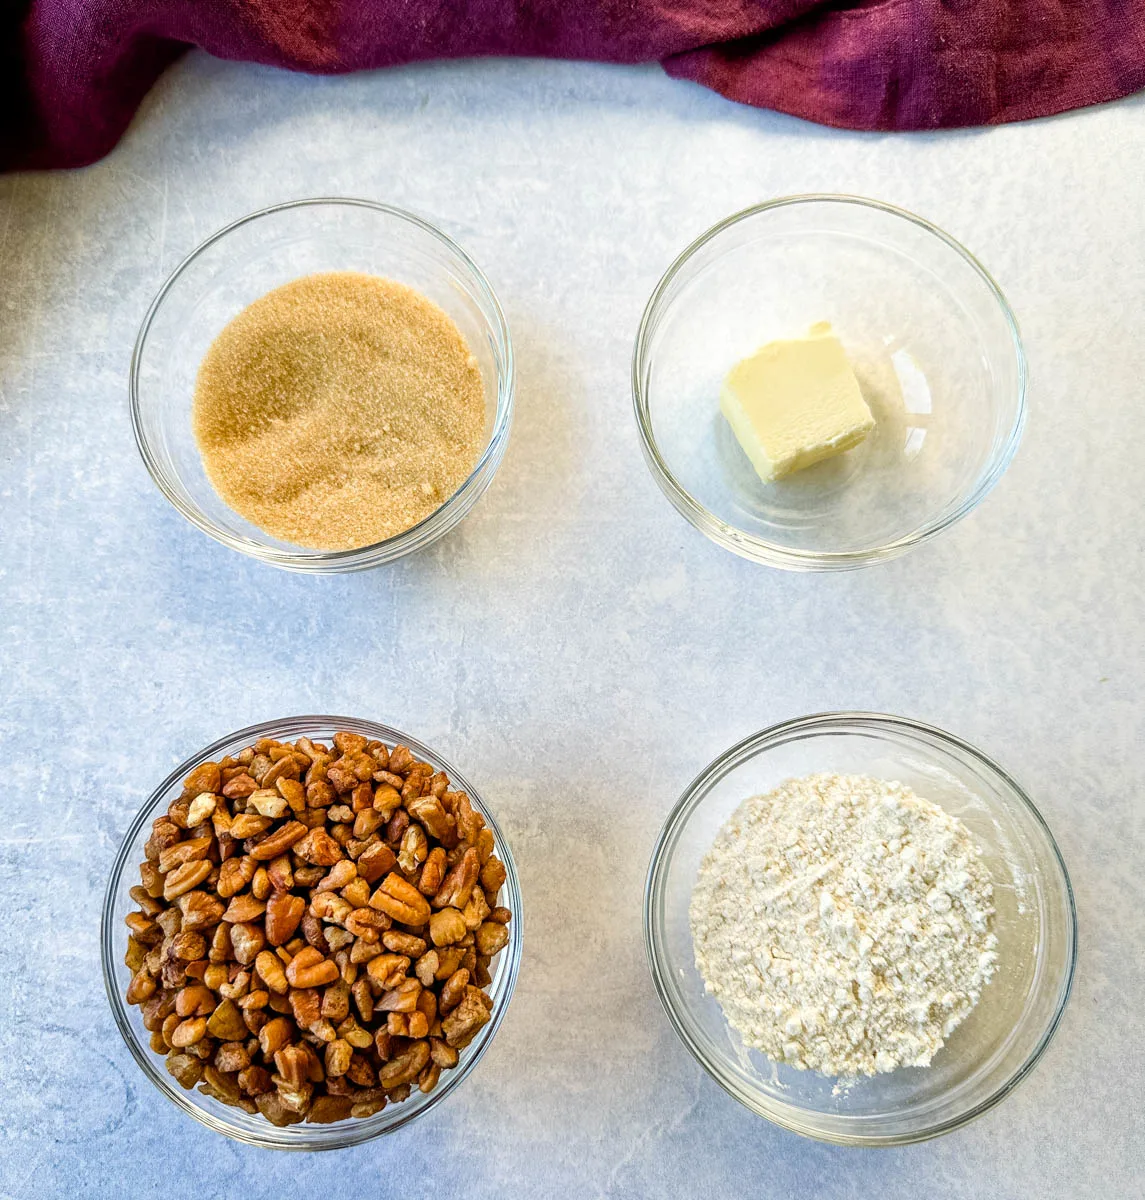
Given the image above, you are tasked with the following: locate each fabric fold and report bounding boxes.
[3,0,1144,170]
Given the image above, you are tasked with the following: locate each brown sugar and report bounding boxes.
[192,271,486,551]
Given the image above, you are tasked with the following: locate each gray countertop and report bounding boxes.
[1,52,1142,1199]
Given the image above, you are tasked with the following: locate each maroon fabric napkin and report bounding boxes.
[4,0,1145,170]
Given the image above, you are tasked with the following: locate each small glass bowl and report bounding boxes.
[644,712,1075,1146]
[632,196,1027,570]
[130,198,514,572]
[101,716,523,1150]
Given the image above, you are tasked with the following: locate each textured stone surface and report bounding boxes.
[0,54,1142,1199]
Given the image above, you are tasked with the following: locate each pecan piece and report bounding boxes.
[418,847,447,896]
[186,793,217,827]
[442,986,492,1048]
[309,891,352,926]
[248,789,288,819]
[258,1016,294,1059]
[368,872,431,926]
[356,841,397,885]
[480,855,507,895]
[381,931,426,958]
[397,825,428,874]
[314,860,357,892]
[256,1092,305,1127]
[207,998,248,1041]
[222,773,258,800]
[266,854,294,892]
[439,967,469,1013]
[429,908,467,948]
[216,856,255,899]
[431,848,479,911]
[285,947,339,989]
[476,921,510,957]
[307,1095,354,1124]
[265,892,305,945]
[378,1040,429,1089]
[183,762,222,795]
[254,949,289,994]
[377,978,421,1014]
[229,813,273,840]
[163,860,213,901]
[407,796,456,847]
[229,921,266,965]
[247,820,308,860]
[222,893,266,923]
[294,828,344,866]
[333,732,368,756]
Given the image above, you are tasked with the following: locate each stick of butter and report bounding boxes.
[720,322,874,483]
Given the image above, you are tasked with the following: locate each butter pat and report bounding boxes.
[720,323,874,483]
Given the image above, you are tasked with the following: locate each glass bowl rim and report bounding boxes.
[129,196,516,573]
[631,193,1029,571]
[100,714,524,1150]
[642,709,1077,1146]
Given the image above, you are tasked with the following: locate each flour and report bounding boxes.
[690,774,998,1077]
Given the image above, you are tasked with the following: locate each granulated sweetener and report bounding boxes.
[193,271,486,551]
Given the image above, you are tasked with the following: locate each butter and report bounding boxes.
[720,322,874,483]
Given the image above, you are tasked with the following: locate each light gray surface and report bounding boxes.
[1,53,1142,1199]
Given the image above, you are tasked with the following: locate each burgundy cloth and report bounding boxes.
[4,0,1145,170]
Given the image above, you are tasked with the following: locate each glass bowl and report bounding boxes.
[101,716,523,1150]
[632,196,1027,570]
[644,712,1075,1146]
[130,198,514,572]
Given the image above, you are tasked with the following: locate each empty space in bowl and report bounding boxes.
[133,201,507,558]
[648,716,1074,1143]
[639,200,1024,558]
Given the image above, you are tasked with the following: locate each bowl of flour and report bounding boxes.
[643,712,1076,1146]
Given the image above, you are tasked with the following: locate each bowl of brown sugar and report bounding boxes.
[131,198,514,571]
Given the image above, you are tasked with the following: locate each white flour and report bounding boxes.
[690,773,998,1076]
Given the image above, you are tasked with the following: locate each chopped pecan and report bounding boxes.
[294,828,344,866]
[285,947,339,989]
[365,953,410,990]
[216,856,256,899]
[439,968,469,1013]
[429,908,467,948]
[222,893,266,923]
[356,841,397,885]
[476,921,510,957]
[186,793,217,827]
[289,987,322,1031]
[166,1052,204,1089]
[255,949,289,994]
[378,1040,429,1089]
[442,986,492,1048]
[248,790,289,819]
[407,796,456,846]
[247,820,308,860]
[229,813,273,840]
[307,1095,354,1124]
[382,931,426,958]
[122,730,512,1127]
[265,892,305,945]
[183,762,222,795]
[229,922,266,965]
[368,872,431,926]
[222,773,258,800]
[480,855,507,894]
[163,860,212,901]
[315,860,357,892]
[432,848,480,911]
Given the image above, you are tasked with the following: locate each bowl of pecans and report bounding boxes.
[101,716,522,1149]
